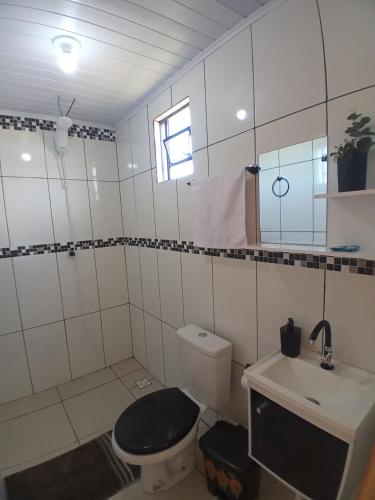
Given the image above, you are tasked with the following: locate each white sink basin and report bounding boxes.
[242,349,375,439]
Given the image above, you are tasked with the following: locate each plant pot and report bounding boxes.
[337,151,368,192]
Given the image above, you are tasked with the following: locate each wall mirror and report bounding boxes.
[258,137,328,247]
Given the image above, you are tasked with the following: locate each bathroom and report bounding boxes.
[0,0,375,499]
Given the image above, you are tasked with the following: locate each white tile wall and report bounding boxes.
[3,177,54,246]
[0,129,47,178]
[162,322,184,388]
[139,247,161,318]
[157,250,184,329]
[144,312,165,383]
[23,322,70,392]
[85,139,118,181]
[181,253,214,331]
[0,332,32,404]
[325,271,375,373]
[252,0,325,126]
[95,246,128,309]
[213,258,257,365]
[57,250,99,318]
[319,0,375,100]
[152,170,179,240]
[44,132,87,180]
[208,130,255,178]
[125,245,143,309]
[130,107,151,174]
[177,148,209,242]
[133,171,155,238]
[256,104,327,158]
[49,179,92,242]
[205,28,254,144]
[120,178,138,237]
[0,259,21,335]
[130,305,147,367]
[101,305,132,366]
[0,181,9,247]
[88,181,123,239]
[147,89,172,168]
[172,62,207,151]
[14,253,63,329]
[65,312,105,379]
[116,123,133,181]
[257,262,324,358]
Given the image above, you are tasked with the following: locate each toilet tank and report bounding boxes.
[177,324,232,410]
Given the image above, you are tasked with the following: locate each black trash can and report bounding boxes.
[199,420,260,500]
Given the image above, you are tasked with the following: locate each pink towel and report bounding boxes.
[192,169,258,249]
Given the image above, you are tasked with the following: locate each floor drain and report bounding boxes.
[306,396,321,406]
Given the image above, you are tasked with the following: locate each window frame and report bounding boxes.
[154,97,192,182]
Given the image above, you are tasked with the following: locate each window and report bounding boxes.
[154,97,193,182]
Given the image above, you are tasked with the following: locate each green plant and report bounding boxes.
[330,113,375,161]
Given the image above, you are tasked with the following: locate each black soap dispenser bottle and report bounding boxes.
[280,318,301,358]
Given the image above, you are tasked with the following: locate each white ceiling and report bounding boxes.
[0,0,270,126]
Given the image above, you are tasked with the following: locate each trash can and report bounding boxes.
[199,420,260,500]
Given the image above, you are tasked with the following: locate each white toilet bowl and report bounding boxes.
[112,387,207,493]
[112,325,231,494]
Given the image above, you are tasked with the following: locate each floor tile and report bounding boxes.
[130,379,164,399]
[63,380,135,439]
[121,368,154,389]
[111,357,142,377]
[258,469,278,496]
[78,425,114,446]
[0,388,60,423]
[109,469,212,500]
[0,404,76,471]
[57,367,116,400]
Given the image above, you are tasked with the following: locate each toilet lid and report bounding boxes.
[114,388,200,455]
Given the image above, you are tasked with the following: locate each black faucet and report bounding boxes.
[309,320,334,371]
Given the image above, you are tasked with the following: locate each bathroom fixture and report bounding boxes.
[271,175,289,197]
[241,349,375,499]
[52,36,81,74]
[186,164,259,185]
[309,319,334,370]
[112,324,232,493]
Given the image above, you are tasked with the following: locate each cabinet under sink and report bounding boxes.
[241,350,375,499]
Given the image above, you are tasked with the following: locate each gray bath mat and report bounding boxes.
[5,431,139,500]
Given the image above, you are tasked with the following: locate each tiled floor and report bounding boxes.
[0,357,294,500]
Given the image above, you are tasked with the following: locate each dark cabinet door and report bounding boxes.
[251,390,348,500]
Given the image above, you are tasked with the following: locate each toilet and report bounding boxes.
[112,324,232,493]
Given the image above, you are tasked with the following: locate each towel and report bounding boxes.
[192,169,258,249]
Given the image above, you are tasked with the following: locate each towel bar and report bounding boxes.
[186,164,260,185]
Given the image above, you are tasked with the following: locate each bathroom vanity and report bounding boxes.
[241,350,375,499]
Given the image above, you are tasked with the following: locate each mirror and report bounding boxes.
[259,137,328,247]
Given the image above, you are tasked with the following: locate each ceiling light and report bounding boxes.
[236,109,247,121]
[21,153,31,162]
[53,36,81,74]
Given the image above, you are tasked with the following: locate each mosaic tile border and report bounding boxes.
[0,115,115,141]
[0,237,374,276]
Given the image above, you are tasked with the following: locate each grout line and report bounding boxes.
[0,400,61,425]
[45,147,74,382]
[61,400,79,442]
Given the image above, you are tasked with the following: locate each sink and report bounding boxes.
[241,349,375,439]
[241,349,375,499]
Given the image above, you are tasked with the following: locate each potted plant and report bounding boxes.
[330,113,375,192]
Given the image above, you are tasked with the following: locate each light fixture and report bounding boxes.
[236,109,247,121]
[21,153,31,162]
[52,36,81,74]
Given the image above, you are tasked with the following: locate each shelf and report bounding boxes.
[314,189,375,199]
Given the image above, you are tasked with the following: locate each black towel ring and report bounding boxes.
[272,176,289,197]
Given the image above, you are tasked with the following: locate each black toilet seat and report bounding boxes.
[114,388,200,455]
